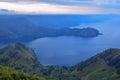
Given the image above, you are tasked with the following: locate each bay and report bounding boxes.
[28,17,120,66]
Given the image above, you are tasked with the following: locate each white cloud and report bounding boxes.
[0,1,120,14]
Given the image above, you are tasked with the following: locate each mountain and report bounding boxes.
[71,48,120,80]
[0,43,120,80]
[0,17,42,43]
[0,43,41,74]
[0,43,79,80]
[0,65,46,80]
[0,16,101,43]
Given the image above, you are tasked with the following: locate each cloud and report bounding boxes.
[1,0,120,6]
[0,0,120,14]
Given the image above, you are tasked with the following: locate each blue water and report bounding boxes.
[28,16,120,66]
[0,15,120,66]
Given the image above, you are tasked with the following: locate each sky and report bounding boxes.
[0,0,120,14]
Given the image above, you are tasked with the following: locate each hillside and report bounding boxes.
[0,43,41,74]
[71,48,120,80]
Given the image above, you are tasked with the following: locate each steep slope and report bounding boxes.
[0,43,41,74]
[0,65,46,80]
[72,48,120,80]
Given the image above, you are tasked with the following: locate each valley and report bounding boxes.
[0,43,120,80]
[0,15,120,80]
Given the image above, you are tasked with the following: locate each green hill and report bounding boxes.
[0,43,41,74]
[71,48,120,80]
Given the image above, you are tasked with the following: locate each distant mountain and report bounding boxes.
[0,43,41,74]
[0,16,101,43]
[0,17,42,43]
[71,48,120,80]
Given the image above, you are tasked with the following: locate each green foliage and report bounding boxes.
[0,43,41,74]
[71,48,120,80]
[0,66,46,80]
[0,43,120,80]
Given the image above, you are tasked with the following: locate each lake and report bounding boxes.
[28,16,120,66]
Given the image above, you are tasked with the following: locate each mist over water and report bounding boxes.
[28,16,120,66]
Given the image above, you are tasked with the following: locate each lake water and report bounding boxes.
[28,17,120,66]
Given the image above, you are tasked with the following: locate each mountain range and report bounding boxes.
[0,16,101,43]
[0,43,120,80]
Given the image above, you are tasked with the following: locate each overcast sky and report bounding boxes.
[0,0,120,14]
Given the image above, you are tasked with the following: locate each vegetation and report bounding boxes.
[0,43,41,74]
[71,48,120,80]
[0,43,120,80]
[0,66,46,80]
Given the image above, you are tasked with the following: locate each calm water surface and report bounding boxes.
[28,18,120,66]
